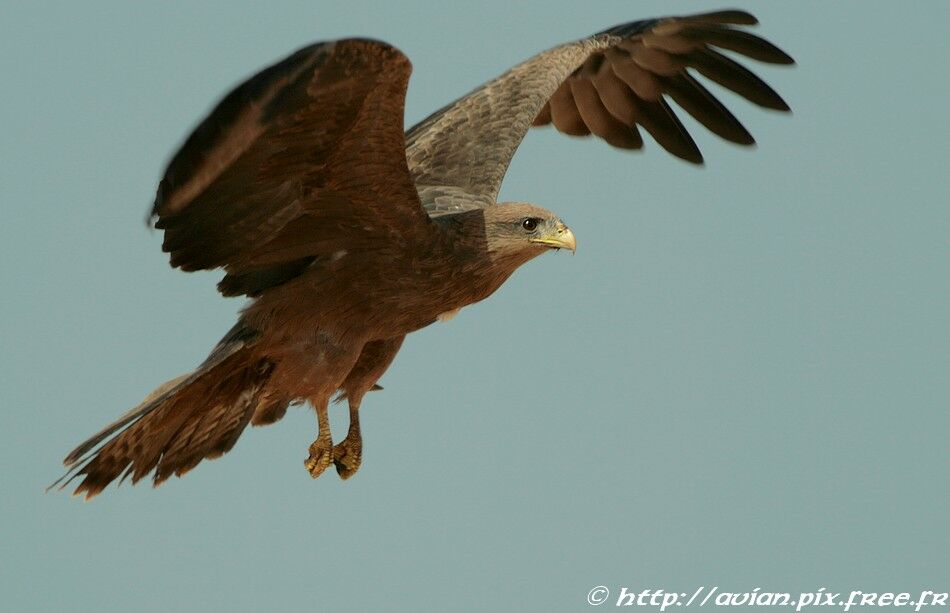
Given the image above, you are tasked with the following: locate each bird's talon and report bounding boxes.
[332,437,362,480]
[305,439,333,479]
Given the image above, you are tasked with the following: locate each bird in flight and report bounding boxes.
[54,9,793,498]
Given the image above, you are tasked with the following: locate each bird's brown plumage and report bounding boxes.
[54,10,792,498]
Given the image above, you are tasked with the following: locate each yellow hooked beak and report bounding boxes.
[530,221,577,253]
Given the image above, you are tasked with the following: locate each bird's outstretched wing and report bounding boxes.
[405,10,793,215]
[152,39,437,297]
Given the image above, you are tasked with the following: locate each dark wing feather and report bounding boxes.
[152,39,437,293]
[405,10,793,208]
[542,12,793,162]
[569,57,642,149]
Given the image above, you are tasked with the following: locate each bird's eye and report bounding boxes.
[521,218,539,232]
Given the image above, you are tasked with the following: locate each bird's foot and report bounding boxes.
[332,434,362,480]
[304,438,333,479]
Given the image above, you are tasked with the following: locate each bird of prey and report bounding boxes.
[54,9,793,498]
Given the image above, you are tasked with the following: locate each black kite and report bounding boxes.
[54,10,793,498]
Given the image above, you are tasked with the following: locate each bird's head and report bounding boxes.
[482,202,576,266]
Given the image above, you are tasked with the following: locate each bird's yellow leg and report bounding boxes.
[333,397,362,480]
[304,397,333,479]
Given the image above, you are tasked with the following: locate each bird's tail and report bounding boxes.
[50,324,274,499]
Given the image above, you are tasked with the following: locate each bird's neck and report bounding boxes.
[430,210,534,309]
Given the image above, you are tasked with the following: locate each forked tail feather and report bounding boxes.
[50,324,272,499]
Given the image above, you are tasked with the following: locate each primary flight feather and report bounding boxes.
[54,9,793,498]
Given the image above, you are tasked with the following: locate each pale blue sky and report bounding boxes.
[2,2,948,611]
